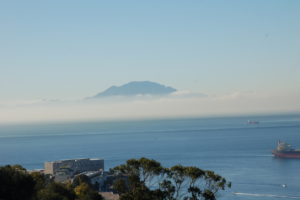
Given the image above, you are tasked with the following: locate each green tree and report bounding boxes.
[111,158,231,200]
[30,172,52,193]
[0,164,104,200]
[74,183,103,200]
[36,182,76,200]
[72,174,92,188]
[0,165,35,200]
[113,179,129,195]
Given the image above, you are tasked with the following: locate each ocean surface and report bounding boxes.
[1,114,300,200]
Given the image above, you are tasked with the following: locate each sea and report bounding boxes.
[1,114,300,200]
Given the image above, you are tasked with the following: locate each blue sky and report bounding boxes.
[0,1,300,124]
[1,1,299,101]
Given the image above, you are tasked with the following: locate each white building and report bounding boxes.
[44,158,104,176]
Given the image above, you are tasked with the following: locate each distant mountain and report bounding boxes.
[92,81,176,98]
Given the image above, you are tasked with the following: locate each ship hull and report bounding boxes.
[272,150,300,158]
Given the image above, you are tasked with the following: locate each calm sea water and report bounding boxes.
[1,114,300,200]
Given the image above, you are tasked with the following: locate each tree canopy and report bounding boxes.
[0,165,35,200]
[0,165,103,200]
[0,158,230,200]
[111,158,231,200]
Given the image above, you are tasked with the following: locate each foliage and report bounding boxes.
[0,165,103,200]
[111,158,231,200]
[75,183,103,200]
[0,158,229,200]
[0,165,35,200]
[36,182,76,200]
[72,174,92,188]
[30,172,52,193]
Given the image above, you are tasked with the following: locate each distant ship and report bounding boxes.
[247,120,259,125]
[272,141,300,158]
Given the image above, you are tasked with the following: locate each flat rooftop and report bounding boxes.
[45,158,103,163]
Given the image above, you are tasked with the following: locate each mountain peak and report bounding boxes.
[92,81,176,98]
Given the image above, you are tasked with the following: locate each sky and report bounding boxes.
[0,1,300,123]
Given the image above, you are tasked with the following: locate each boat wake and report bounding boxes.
[234,192,300,199]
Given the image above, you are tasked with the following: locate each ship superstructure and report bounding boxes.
[272,141,300,158]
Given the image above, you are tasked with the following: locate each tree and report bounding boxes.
[74,183,103,200]
[113,179,129,194]
[36,182,76,200]
[72,174,92,188]
[111,158,231,200]
[30,172,52,193]
[0,165,99,200]
[0,159,230,200]
[0,165,36,200]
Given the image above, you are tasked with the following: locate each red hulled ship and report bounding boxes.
[272,141,300,158]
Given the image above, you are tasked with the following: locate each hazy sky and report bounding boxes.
[1,0,299,100]
[0,1,299,123]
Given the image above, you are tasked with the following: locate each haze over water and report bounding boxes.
[1,114,300,200]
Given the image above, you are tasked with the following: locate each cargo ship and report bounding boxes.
[272,141,300,158]
[247,120,259,125]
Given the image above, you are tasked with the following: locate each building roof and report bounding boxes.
[99,192,119,200]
